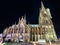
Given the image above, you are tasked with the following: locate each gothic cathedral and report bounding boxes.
[3,2,57,42]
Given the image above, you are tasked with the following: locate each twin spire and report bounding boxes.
[15,1,51,25]
[18,1,47,25]
[18,14,26,24]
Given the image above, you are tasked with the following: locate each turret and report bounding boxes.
[18,17,20,24]
[41,1,46,11]
[24,14,26,24]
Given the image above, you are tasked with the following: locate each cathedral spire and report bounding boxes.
[18,17,20,24]
[20,16,24,24]
[24,14,26,24]
[14,22,16,28]
[41,1,45,10]
[14,22,16,31]
[14,22,16,25]
[24,14,26,20]
[21,16,24,20]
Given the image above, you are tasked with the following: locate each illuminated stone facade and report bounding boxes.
[30,2,57,42]
[3,2,57,42]
[3,16,30,42]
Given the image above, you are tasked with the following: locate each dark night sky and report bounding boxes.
[0,0,60,38]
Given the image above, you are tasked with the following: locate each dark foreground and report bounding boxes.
[5,42,34,45]
[3,41,60,45]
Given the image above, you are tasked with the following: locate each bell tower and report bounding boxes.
[39,1,57,41]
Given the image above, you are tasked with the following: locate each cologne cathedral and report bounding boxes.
[3,2,57,42]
